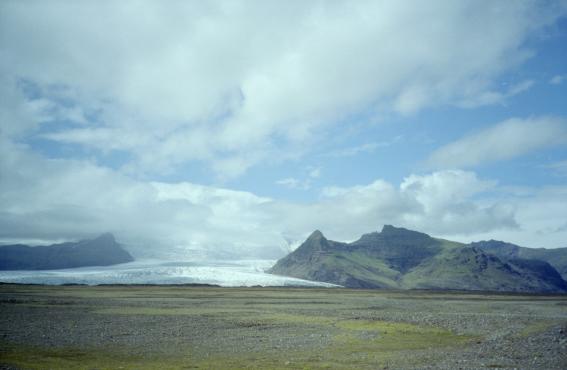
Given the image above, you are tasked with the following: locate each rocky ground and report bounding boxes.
[0,284,566,369]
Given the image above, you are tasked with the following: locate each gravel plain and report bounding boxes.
[0,284,566,369]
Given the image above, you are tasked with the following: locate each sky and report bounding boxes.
[1,0,567,259]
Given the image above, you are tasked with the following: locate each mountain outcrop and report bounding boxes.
[470,240,567,281]
[268,226,567,293]
[0,233,134,270]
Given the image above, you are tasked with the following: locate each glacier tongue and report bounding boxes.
[0,260,339,287]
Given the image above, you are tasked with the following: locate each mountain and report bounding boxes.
[470,240,567,281]
[0,233,134,270]
[268,226,567,293]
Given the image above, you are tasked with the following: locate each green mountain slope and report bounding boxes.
[402,246,567,292]
[470,240,567,281]
[268,226,567,293]
[266,230,396,288]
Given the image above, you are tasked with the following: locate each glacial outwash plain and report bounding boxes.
[1,284,566,369]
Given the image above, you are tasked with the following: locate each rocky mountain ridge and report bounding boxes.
[268,225,567,292]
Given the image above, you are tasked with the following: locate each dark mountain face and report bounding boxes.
[350,225,441,273]
[269,226,567,293]
[0,233,134,270]
[402,246,567,293]
[469,240,521,259]
[471,240,567,281]
[507,258,567,290]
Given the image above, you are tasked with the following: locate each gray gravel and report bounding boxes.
[0,285,566,369]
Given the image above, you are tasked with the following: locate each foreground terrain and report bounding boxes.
[0,285,566,369]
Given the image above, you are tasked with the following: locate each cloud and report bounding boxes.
[458,79,534,108]
[329,142,383,157]
[326,137,402,158]
[0,139,284,258]
[544,159,567,177]
[308,167,321,179]
[426,116,567,169]
[275,166,322,190]
[0,76,47,138]
[398,171,515,234]
[317,170,514,238]
[318,171,567,249]
[1,1,564,177]
[452,185,567,248]
[550,75,566,85]
[553,222,567,233]
[2,2,567,255]
[276,177,311,190]
[3,135,566,254]
[0,139,528,255]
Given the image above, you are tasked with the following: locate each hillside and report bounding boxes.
[470,240,567,281]
[268,226,567,293]
[0,233,134,270]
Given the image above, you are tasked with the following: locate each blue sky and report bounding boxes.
[1,1,567,258]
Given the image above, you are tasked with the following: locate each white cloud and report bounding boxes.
[0,139,525,253]
[330,142,382,157]
[0,139,285,258]
[1,1,564,177]
[292,170,516,240]
[316,170,567,249]
[426,116,567,169]
[2,2,567,255]
[326,137,402,158]
[308,167,321,179]
[458,79,534,108]
[0,76,47,138]
[550,75,566,85]
[447,185,567,248]
[3,139,566,256]
[398,171,515,234]
[276,177,311,190]
[275,167,321,190]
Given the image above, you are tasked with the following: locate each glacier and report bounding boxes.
[0,259,339,287]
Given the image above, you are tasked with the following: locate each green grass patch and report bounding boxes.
[0,342,195,370]
[335,319,472,351]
